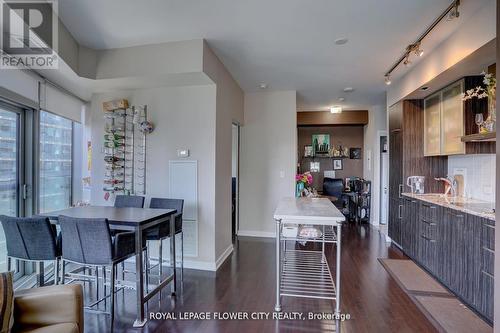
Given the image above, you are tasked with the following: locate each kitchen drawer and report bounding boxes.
[419,218,438,239]
[481,246,495,276]
[419,202,440,222]
[481,222,495,251]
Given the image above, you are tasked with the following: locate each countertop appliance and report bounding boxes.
[407,176,425,194]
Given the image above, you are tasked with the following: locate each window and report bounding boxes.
[39,111,73,213]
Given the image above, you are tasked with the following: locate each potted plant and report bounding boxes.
[295,172,313,197]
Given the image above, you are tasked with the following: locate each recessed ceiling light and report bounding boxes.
[338,97,345,102]
[421,86,429,91]
[330,106,342,114]
[259,83,268,89]
[334,38,349,45]
[343,87,354,93]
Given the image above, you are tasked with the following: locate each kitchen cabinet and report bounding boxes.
[400,196,494,323]
[424,80,465,156]
[388,100,447,248]
[401,197,418,258]
[423,92,441,156]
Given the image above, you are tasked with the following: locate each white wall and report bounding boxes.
[387,0,496,107]
[363,105,387,225]
[448,154,496,202]
[89,85,218,267]
[239,91,297,237]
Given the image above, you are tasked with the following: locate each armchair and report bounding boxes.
[13,284,83,333]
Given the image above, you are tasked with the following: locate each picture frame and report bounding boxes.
[312,134,330,155]
[350,147,362,159]
[310,161,320,172]
[333,159,343,170]
[304,145,314,157]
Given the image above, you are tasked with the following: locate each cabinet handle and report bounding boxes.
[398,184,403,198]
[421,219,436,226]
[421,235,437,242]
[398,205,402,219]
[484,224,495,230]
[482,246,495,254]
[481,270,494,279]
[422,203,436,209]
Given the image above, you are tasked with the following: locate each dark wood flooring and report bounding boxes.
[84,224,437,333]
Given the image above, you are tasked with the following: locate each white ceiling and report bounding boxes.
[58,0,490,110]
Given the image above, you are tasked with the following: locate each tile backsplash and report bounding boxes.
[447,154,495,202]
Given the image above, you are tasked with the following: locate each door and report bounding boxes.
[424,92,441,156]
[0,103,24,274]
[441,80,465,155]
[388,128,403,245]
[380,151,389,225]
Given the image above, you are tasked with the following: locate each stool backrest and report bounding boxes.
[0,215,58,260]
[59,215,113,265]
[150,198,184,232]
[114,195,144,208]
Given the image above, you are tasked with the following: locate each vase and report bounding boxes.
[296,182,304,197]
[483,95,496,133]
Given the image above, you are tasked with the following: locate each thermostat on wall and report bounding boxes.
[177,149,190,158]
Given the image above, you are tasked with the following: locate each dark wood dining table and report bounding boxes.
[40,205,177,327]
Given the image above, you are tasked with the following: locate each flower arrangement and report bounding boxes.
[461,71,496,102]
[462,71,496,133]
[295,172,313,197]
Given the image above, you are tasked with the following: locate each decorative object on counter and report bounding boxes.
[282,225,298,238]
[462,71,496,133]
[349,147,362,159]
[102,100,147,199]
[295,172,313,197]
[312,134,330,155]
[304,145,313,157]
[407,176,425,194]
[333,159,343,170]
[434,176,457,197]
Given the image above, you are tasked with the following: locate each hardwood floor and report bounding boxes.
[84,224,437,333]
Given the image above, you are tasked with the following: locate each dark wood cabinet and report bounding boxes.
[388,100,447,248]
[401,197,418,258]
[401,197,494,323]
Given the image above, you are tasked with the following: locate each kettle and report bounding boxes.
[407,176,425,194]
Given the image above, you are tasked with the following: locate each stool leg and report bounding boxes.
[110,264,115,328]
[180,232,184,283]
[54,259,59,285]
[158,239,163,276]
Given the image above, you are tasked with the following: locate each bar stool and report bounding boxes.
[0,215,60,286]
[145,198,184,282]
[58,215,136,326]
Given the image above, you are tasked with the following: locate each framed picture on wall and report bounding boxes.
[304,145,313,157]
[333,159,343,170]
[312,134,330,155]
[350,148,362,159]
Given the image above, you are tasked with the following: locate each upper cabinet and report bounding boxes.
[424,80,465,156]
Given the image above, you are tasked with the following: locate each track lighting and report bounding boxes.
[384,75,392,85]
[383,0,459,84]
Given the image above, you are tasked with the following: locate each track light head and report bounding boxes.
[384,75,392,85]
[447,2,460,20]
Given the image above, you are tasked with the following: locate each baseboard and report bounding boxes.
[146,256,218,271]
[237,230,276,238]
[215,244,234,270]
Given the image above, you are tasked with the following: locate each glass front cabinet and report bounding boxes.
[424,80,465,156]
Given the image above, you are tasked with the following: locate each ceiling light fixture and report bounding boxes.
[259,83,268,89]
[343,87,354,93]
[338,97,346,102]
[384,75,392,85]
[330,106,342,114]
[383,0,460,83]
[334,38,349,45]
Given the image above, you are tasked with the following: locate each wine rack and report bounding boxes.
[103,102,147,198]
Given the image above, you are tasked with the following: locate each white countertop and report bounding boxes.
[273,197,345,225]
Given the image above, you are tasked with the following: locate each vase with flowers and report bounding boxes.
[295,172,313,197]
[462,71,496,133]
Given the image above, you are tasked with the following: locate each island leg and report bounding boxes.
[335,224,342,315]
[275,218,282,312]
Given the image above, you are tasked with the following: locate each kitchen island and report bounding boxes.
[398,193,494,322]
[273,197,345,314]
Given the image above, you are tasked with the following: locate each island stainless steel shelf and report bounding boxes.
[281,250,336,300]
[281,225,337,243]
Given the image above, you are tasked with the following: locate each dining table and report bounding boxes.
[40,205,177,327]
